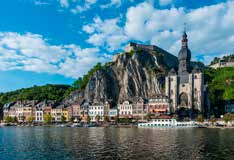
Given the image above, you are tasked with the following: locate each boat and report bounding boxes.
[138,118,198,128]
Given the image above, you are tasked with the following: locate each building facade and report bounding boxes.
[52,106,63,122]
[118,101,133,118]
[210,59,234,69]
[35,107,43,122]
[109,108,118,121]
[165,31,204,114]
[147,95,170,116]
[132,97,147,121]
[89,103,105,122]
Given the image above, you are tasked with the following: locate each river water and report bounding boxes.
[0,127,233,160]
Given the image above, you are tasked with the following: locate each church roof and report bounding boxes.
[192,65,202,73]
[169,68,177,75]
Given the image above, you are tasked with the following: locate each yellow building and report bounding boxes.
[62,110,69,122]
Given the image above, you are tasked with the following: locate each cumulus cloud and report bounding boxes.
[83,17,129,51]
[159,0,174,6]
[124,1,234,64]
[0,32,110,78]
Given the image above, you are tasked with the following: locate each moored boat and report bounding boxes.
[138,118,198,128]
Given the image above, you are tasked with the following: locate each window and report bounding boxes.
[171,90,173,94]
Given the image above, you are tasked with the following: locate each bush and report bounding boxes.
[196,115,204,123]
[223,113,233,123]
[4,116,13,123]
[44,114,52,124]
[210,115,216,125]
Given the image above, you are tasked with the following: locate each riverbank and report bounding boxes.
[1,122,234,129]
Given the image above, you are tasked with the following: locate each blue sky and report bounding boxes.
[0,0,233,92]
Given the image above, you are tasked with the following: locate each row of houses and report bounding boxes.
[3,95,171,123]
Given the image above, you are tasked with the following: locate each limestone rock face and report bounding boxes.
[64,45,178,105]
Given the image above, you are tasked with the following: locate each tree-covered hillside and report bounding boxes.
[0,84,70,105]
[204,67,234,113]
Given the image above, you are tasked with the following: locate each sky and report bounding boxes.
[0,0,233,92]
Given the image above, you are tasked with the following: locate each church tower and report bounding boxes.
[165,29,204,115]
[178,31,191,83]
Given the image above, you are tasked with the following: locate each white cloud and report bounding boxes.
[0,32,109,78]
[59,0,69,8]
[34,0,51,6]
[100,0,122,9]
[83,17,129,51]
[124,1,234,64]
[159,0,174,6]
[70,0,98,14]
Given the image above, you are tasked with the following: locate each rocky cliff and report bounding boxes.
[64,44,178,105]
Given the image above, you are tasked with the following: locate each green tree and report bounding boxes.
[196,115,204,123]
[210,115,216,125]
[87,115,91,123]
[13,116,18,123]
[44,114,52,124]
[61,115,66,123]
[27,116,34,124]
[21,116,26,123]
[4,116,13,123]
[223,113,233,124]
[0,84,70,105]
[204,67,234,116]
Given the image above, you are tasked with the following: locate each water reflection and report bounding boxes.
[0,127,234,160]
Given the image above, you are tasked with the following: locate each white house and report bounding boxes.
[35,107,43,122]
[51,106,63,122]
[89,103,105,122]
[118,101,133,118]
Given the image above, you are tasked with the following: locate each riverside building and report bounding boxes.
[147,95,170,116]
[118,101,133,118]
[132,97,148,121]
[89,101,107,122]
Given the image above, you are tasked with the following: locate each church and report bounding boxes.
[165,31,204,114]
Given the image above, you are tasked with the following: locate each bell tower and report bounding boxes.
[178,27,191,79]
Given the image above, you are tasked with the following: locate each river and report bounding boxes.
[0,127,233,160]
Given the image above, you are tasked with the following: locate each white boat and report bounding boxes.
[138,119,198,128]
